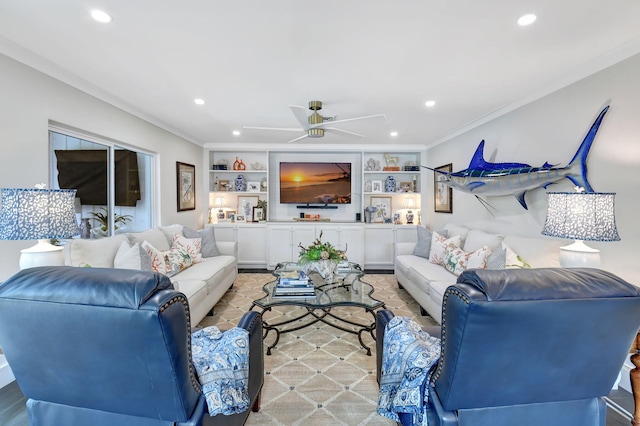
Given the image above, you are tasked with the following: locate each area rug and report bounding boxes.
[197,272,438,426]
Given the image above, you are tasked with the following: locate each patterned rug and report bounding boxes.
[197,272,438,426]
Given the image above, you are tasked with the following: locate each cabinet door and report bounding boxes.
[236,225,267,268]
[395,225,418,243]
[210,224,235,242]
[338,226,364,267]
[291,226,316,259]
[267,226,295,268]
[364,225,395,269]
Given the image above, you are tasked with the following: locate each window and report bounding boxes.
[49,128,154,237]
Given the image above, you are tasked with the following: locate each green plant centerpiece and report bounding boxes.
[89,208,132,237]
[298,231,347,283]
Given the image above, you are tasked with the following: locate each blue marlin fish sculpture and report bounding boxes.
[426,106,609,210]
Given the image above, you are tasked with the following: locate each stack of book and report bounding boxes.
[274,272,315,298]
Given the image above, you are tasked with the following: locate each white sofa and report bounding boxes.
[395,223,564,324]
[63,224,238,326]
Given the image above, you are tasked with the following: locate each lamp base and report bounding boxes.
[19,239,64,270]
[559,240,600,268]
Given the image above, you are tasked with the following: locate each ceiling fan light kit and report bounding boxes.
[243,100,385,143]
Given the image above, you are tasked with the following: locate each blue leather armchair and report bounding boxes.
[377,268,640,426]
[0,266,263,426]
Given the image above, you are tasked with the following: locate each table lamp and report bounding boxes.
[541,190,620,268]
[405,197,415,224]
[216,196,226,221]
[0,187,79,269]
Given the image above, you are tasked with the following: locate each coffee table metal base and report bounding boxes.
[253,304,380,356]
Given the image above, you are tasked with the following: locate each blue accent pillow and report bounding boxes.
[413,227,432,258]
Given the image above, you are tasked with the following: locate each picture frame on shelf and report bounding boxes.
[225,211,236,221]
[371,180,383,193]
[370,196,392,223]
[399,181,412,192]
[176,162,196,211]
[218,179,230,192]
[393,213,401,224]
[237,195,259,222]
[235,215,246,223]
[253,206,264,222]
[434,163,453,213]
[247,181,260,192]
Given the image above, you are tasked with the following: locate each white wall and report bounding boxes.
[0,53,206,281]
[425,52,640,284]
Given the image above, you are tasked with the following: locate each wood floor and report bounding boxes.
[0,379,633,425]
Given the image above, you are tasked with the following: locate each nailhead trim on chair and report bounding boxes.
[431,288,470,383]
[159,294,202,394]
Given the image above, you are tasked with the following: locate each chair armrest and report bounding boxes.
[216,241,238,258]
[237,311,263,411]
[395,242,417,256]
[376,309,396,383]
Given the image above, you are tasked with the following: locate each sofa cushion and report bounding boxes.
[444,223,470,244]
[183,226,220,258]
[413,227,432,258]
[463,229,504,253]
[141,240,194,276]
[114,240,153,271]
[174,255,235,292]
[129,228,171,251]
[172,279,207,302]
[158,224,184,245]
[64,234,129,268]
[429,232,462,265]
[503,235,563,268]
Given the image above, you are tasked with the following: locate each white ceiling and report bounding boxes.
[1,1,640,148]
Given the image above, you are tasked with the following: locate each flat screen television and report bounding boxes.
[280,162,351,204]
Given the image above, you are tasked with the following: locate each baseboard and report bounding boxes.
[0,355,15,389]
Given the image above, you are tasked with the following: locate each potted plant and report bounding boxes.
[298,231,347,283]
[89,208,132,236]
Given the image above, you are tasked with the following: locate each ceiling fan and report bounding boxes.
[243,100,386,143]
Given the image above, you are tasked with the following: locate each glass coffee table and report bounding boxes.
[250,261,386,355]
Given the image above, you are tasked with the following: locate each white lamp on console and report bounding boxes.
[0,187,79,269]
[541,190,620,268]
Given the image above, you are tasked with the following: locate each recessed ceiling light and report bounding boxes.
[232,130,241,136]
[90,9,112,23]
[517,14,537,26]
[390,131,398,137]
[194,98,205,105]
[425,100,436,107]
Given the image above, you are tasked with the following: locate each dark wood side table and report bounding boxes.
[630,332,640,426]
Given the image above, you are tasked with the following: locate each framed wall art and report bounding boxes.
[434,163,453,213]
[237,195,259,221]
[371,180,383,193]
[176,162,196,211]
[370,196,392,223]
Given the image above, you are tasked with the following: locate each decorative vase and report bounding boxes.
[235,174,247,191]
[303,260,338,284]
[79,218,92,239]
[385,176,396,192]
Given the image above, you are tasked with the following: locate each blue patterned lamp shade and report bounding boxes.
[0,188,79,240]
[541,192,620,242]
[541,192,619,268]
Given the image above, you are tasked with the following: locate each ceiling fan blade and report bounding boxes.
[308,114,386,129]
[287,133,309,144]
[325,127,365,138]
[243,126,303,132]
[289,105,310,130]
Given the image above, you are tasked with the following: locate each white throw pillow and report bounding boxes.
[114,240,152,271]
[142,240,168,274]
[172,234,203,263]
[502,242,530,269]
[463,229,504,253]
[429,232,462,266]
[443,244,491,276]
[64,234,129,267]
